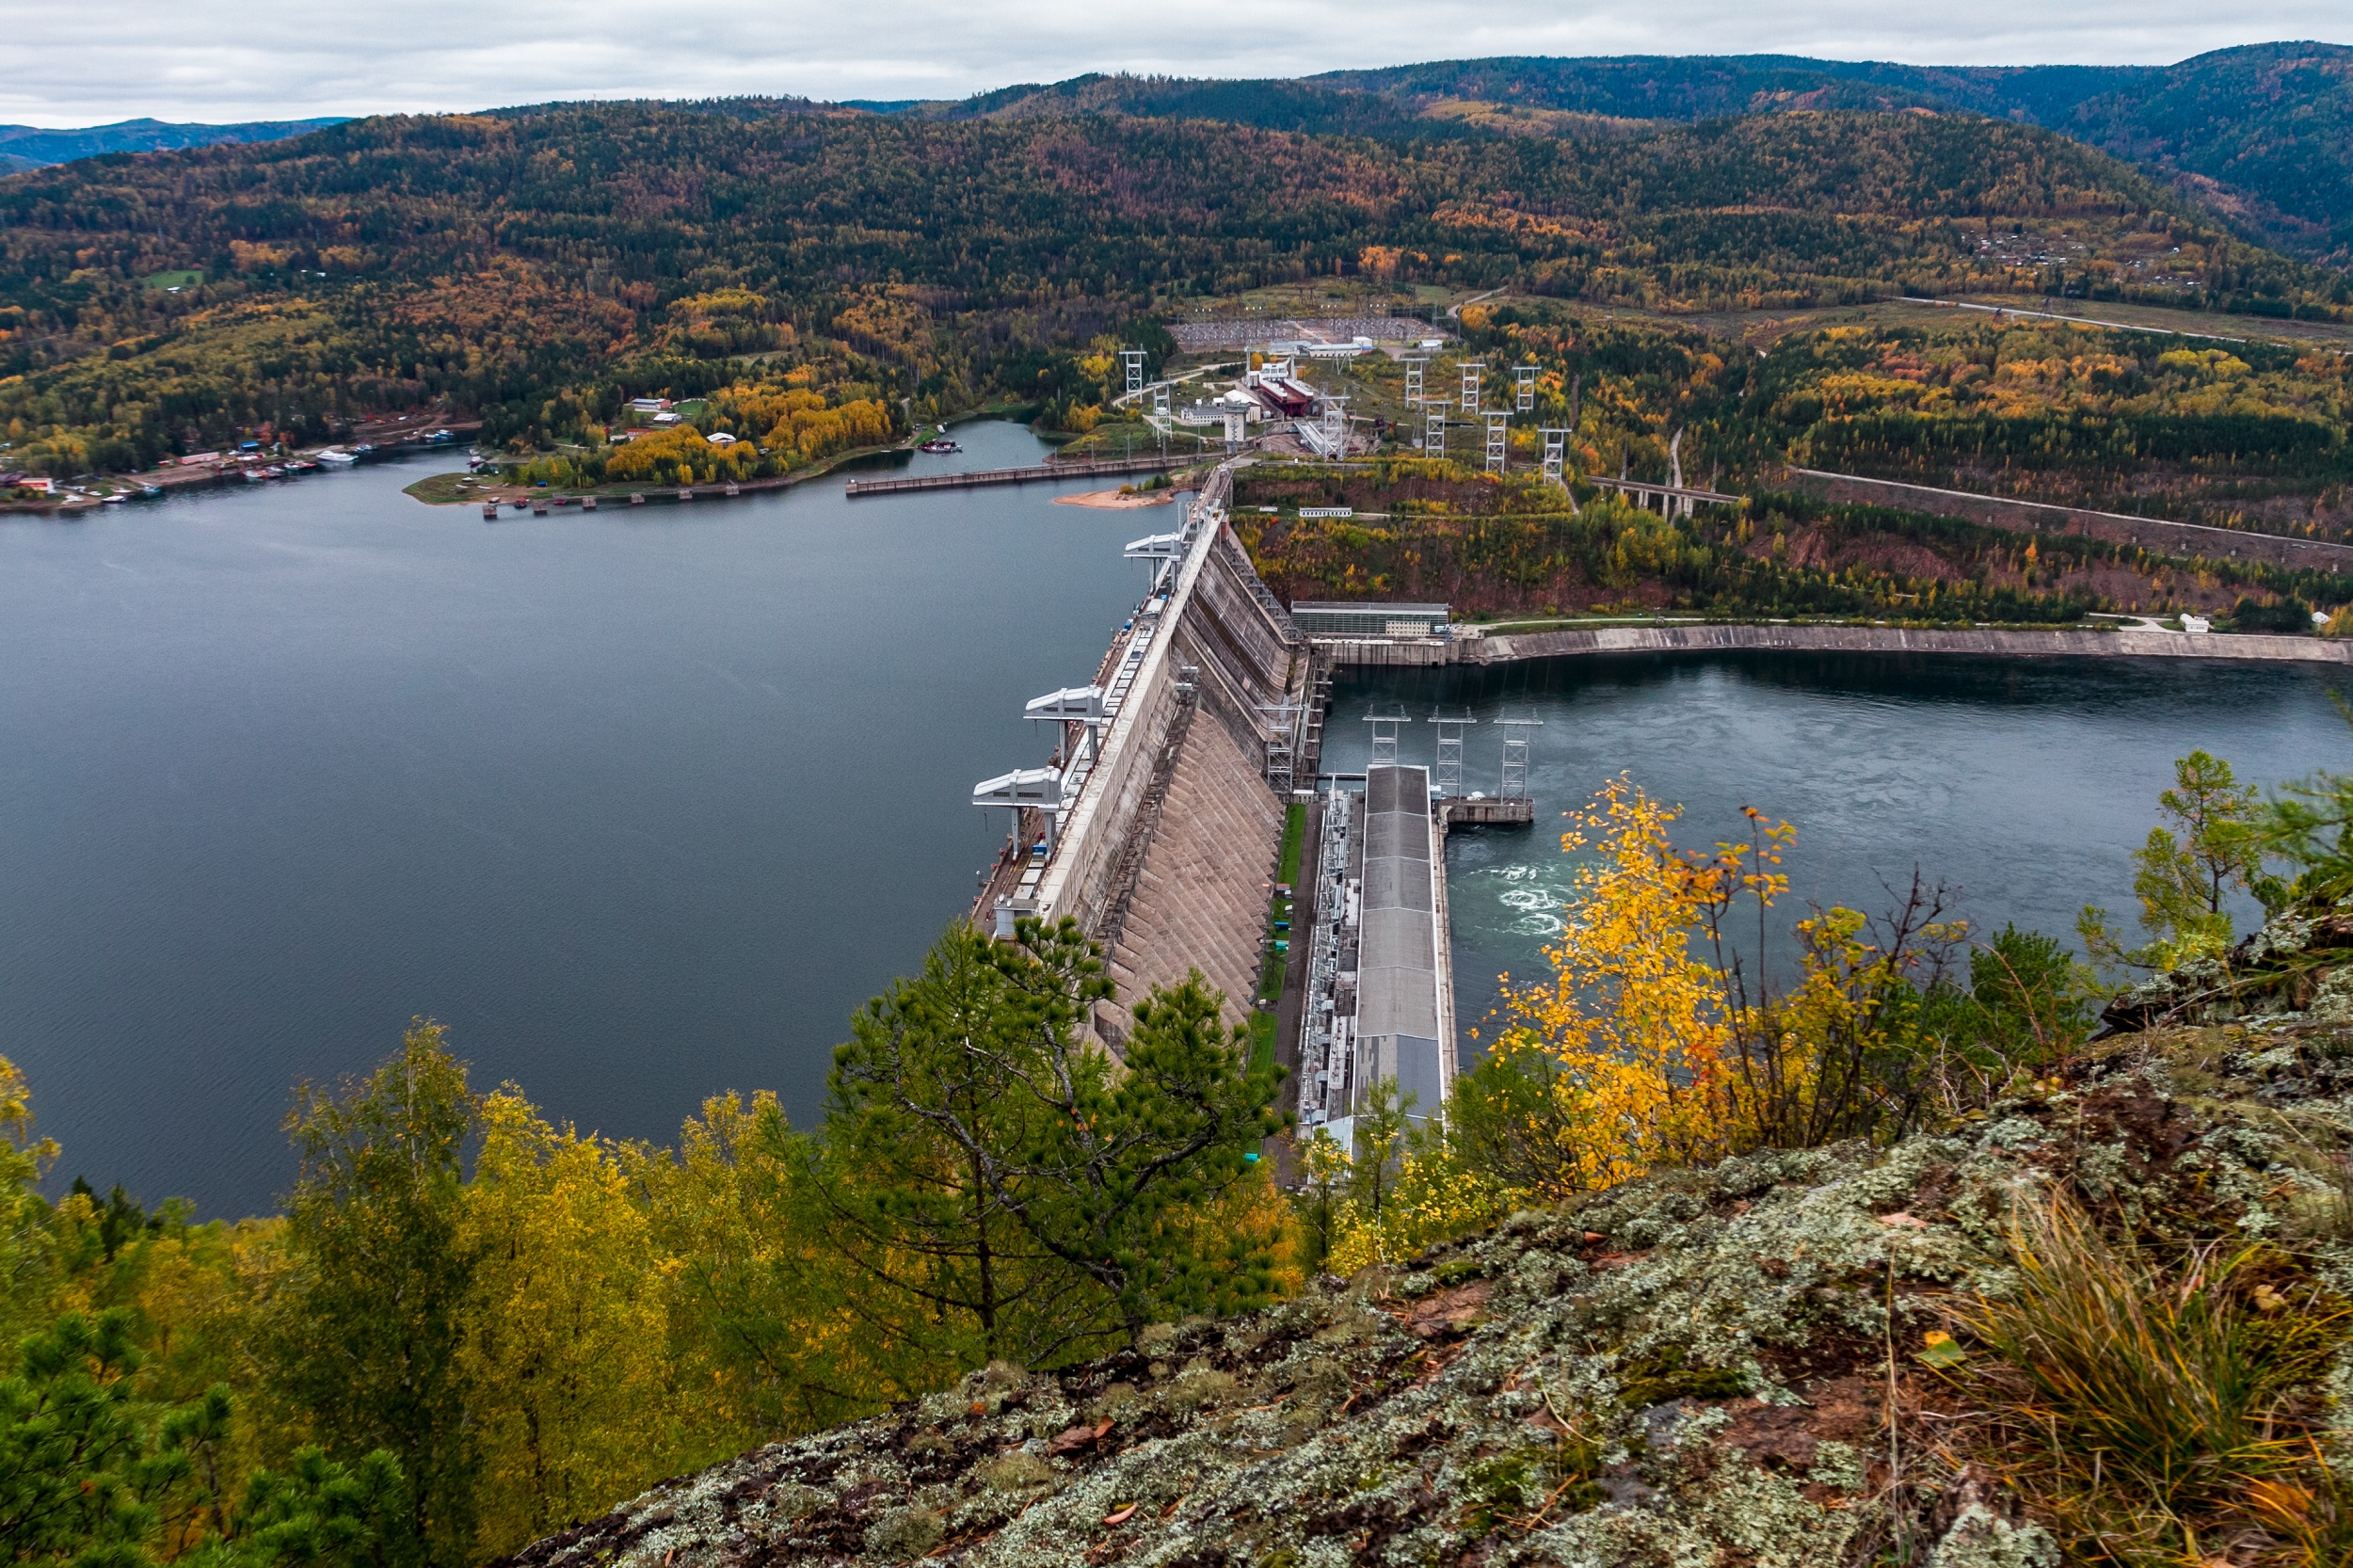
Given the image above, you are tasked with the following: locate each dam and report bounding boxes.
[969,460,1313,1046]
[967,460,1461,1135]
[967,457,2353,1149]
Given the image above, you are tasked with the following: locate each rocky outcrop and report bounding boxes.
[501,1007,2353,1568]
[2101,901,2353,1033]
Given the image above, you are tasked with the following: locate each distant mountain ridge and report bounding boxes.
[0,117,348,174]
[884,43,2353,264]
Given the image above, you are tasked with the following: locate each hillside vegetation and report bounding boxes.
[920,43,2353,265]
[2,101,2341,476]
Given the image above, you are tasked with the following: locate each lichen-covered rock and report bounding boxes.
[2101,900,2353,1032]
[500,1027,2353,1568]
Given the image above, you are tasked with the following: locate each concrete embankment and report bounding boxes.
[1468,623,2353,665]
[986,459,1305,1041]
[1783,467,2353,573]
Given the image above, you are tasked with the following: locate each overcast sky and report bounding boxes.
[2,0,2346,127]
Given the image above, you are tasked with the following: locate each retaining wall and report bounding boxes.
[1098,712,1285,1035]
[1470,623,2353,664]
[1784,468,2353,573]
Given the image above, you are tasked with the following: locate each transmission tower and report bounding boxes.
[1539,427,1569,486]
[1365,704,1410,769]
[1459,360,1483,412]
[1321,395,1349,458]
[1119,349,1146,401]
[1484,410,1508,475]
[1401,359,1426,449]
[1497,715,1544,800]
[1514,364,1537,412]
[1430,708,1476,798]
[1424,399,1446,457]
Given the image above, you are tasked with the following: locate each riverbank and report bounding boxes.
[1466,622,2353,665]
[1052,488,1177,509]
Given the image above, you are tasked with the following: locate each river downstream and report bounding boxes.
[1317,652,2353,1044]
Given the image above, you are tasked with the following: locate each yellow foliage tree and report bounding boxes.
[0,1055,60,1336]
[628,1092,913,1443]
[1489,779,1756,1188]
[462,1091,694,1557]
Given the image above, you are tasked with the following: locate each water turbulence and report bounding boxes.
[1317,650,2353,1054]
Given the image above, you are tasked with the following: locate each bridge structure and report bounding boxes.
[1583,475,1741,516]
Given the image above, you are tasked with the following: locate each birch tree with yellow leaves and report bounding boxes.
[461,1093,695,1560]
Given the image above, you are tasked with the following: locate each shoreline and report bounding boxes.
[1052,488,1178,510]
[1469,622,2353,666]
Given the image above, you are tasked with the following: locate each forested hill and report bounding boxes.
[4,101,2345,473]
[0,117,349,174]
[901,43,2353,265]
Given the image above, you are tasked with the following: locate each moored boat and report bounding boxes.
[315,448,359,467]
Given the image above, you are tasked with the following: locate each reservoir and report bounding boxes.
[1315,654,2353,1044]
[5,431,2348,1217]
[0,423,1150,1217]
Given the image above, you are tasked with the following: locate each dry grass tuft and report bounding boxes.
[1950,1195,2348,1564]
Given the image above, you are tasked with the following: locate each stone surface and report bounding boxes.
[1104,712,1282,1030]
[500,1002,2353,1568]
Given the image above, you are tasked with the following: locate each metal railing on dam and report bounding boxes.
[844,456,1196,497]
[1466,623,2353,665]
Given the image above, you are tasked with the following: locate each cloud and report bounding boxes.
[1,0,2345,125]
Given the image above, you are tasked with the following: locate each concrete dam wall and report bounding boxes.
[987,462,1305,1038]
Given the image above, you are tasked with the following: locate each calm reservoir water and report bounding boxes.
[9,443,2350,1215]
[1317,654,2353,1045]
[1,423,1160,1217]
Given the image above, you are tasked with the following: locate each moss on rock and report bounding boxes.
[499,1012,2353,1567]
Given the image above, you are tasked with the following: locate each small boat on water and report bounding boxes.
[350,443,377,459]
[102,492,128,504]
[315,448,359,467]
[283,459,320,474]
[919,438,961,455]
